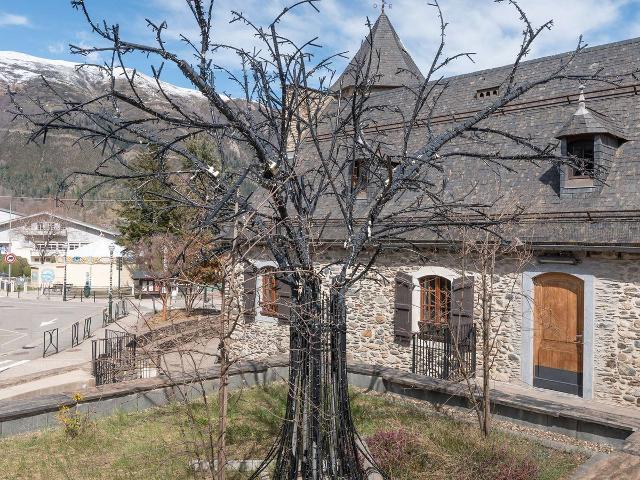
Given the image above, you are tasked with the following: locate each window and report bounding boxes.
[567,139,595,178]
[351,159,368,198]
[260,268,278,317]
[476,86,500,99]
[419,276,451,325]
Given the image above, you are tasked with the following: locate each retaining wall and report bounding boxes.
[1,359,638,446]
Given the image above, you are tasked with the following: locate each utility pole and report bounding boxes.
[7,196,12,296]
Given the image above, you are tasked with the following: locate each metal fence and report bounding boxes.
[43,328,59,357]
[411,323,476,381]
[71,322,80,347]
[91,330,157,386]
[83,317,92,340]
[102,299,129,327]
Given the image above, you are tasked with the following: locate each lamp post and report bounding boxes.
[62,245,68,301]
[108,243,115,321]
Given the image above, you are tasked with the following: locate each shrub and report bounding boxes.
[476,446,539,480]
[56,393,91,438]
[365,429,428,478]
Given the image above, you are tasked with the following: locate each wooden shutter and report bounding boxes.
[276,276,292,325]
[450,275,475,345]
[394,272,413,346]
[243,265,257,323]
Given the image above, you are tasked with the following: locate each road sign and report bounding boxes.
[41,269,55,283]
[3,253,16,264]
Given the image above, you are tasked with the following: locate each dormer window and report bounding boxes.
[351,159,368,199]
[555,86,628,196]
[567,138,595,179]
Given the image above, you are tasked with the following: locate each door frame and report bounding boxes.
[521,265,594,399]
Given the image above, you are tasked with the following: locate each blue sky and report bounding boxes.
[1,0,640,96]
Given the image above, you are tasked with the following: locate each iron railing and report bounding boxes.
[43,328,59,357]
[411,323,476,380]
[71,322,80,347]
[91,330,156,386]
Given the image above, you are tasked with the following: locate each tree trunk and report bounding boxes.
[481,257,491,437]
[259,279,364,479]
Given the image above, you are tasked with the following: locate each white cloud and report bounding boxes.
[47,43,65,55]
[370,0,634,76]
[146,0,634,78]
[90,0,636,93]
[0,12,30,27]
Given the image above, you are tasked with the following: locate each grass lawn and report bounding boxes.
[0,383,586,479]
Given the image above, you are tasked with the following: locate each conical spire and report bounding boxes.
[332,12,424,92]
[575,84,587,115]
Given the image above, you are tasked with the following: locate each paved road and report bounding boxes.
[0,296,107,375]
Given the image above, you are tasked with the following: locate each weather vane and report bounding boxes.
[374,0,391,13]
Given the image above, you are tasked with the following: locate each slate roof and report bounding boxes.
[331,13,424,91]
[303,19,640,249]
[555,99,629,141]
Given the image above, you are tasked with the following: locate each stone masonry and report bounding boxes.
[231,249,640,408]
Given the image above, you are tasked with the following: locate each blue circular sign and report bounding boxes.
[41,269,55,283]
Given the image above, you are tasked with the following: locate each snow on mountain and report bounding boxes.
[0,50,227,101]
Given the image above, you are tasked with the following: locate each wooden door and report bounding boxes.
[533,273,584,396]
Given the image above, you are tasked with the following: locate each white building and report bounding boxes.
[0,212,132,289]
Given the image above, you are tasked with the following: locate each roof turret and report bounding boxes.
[332,12,424,92]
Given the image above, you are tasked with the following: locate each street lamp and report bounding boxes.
[63,244,68,302]
[108,243,115,321]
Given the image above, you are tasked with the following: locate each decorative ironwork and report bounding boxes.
[43,328,59,357]
[412,323,476,380]
[71,321,80,347]
[251,290,370,480]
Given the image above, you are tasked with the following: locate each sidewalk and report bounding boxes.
[0,312,140,399]
[0,298,217,400]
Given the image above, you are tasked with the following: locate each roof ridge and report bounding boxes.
[438,36,640,83]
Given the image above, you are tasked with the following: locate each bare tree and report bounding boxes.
[11,0,623,477]
[451,221,532,438]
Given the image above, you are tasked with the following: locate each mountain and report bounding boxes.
[0,51,220,225]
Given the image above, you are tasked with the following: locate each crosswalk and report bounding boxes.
[0,359,30,373]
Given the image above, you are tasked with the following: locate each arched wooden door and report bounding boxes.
[533,273,584,396]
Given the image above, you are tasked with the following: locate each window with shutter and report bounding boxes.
[419,276,451,327]
[394,272,413,346]
[243,265,257,323]
[450,276,474,326]
[260,267,278,317]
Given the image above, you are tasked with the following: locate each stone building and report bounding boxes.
[232,12,640,408]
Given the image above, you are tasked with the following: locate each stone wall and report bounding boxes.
[234,249,640,408]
